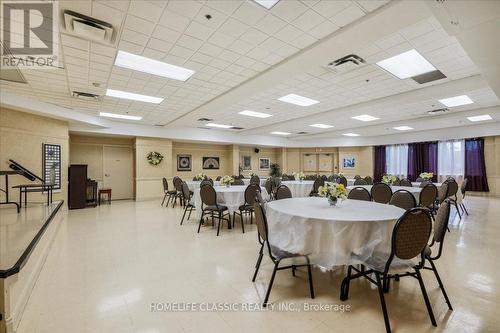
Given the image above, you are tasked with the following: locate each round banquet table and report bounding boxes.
[281,180,314,197]
[347,185,423,203]
[242,178,267,186]
[193,185,268,218]
[265,197,405,270]
[186,180,221,191]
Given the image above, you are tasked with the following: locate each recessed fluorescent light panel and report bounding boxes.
[106,89,164,104]
[438,95,474,107]
[270,131,291,135]
[278,94,319,107]
[393,126,414,131]
[99,112,142,121]
[467,115,492,122]
[376,49,436,79]
[351,114,379,122]
[343,133,360,137]
[206,123,234,129]
[238,110,272,118]
[309,124,334,129]
[114,50,195,81]
[253,0,280,9]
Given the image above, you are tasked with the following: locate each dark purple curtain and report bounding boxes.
[373,145,386,182]
[407,142,438,182]
[465,138,489,192]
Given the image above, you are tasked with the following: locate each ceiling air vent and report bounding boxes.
[297,132,308,135]
[197,117,213,122]
[72,91,100,101]
[64,10,115,44]
[412,70,447,84]
[327,54,366,73]
[232,127,244,130]
[427,107,449,116]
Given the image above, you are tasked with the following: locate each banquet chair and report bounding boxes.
[275,185,292,200]
[422,200,453,310]
[198,184,231,236]
[200,179,213,187]
[371,183,392,204]
[309,177,325,196]
[340,208,436,333]
[389,190,416,211]
[161,177,177,207]
[216,176,222,181]
[445,180,461,219]
[347,187,371,201]
[264,178,274,200]
[233,184,261,233]
[436,182,449,207]
[172,176,184,208]
[392,177,401,186]
[281,174,289,181]
[354,175,361,179]
[415,177,424,182]
[321,175,327,180]
[288,174,296,180]
[233,179,245,185]
[252,199,315,307]
[353,178,368,186]
[336,177,347,187]
[419,184,438,211]
[364,176,373,185]
[250,175,260,185]
[459,178,469,215]
[399,179,412,187]
[180,182,196,225]
[419,180,432,188]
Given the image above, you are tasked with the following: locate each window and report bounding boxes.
[438,140,465,178]
[386,144,408,177]
[42,143,61,190]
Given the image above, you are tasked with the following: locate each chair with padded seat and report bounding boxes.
[180,182,195,225]
[309,177,325,196]
[459,178,469,215]
[364,176,373,185]
[275,185,292,200]
[161,177,177,206]
[336,176,347,187]
[252,197,315,307]
[347,187,371,201]
[197,184,231,236]
[419,184,438,211]
[233,184,261,232]
[399,179,412,187]
[233,178,245,185]
[389,189,416,211]
[250,175,260,185]
[353,178,368,186]
[445,179,461,219]
[371,183,392,204]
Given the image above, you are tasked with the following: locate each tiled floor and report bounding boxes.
[17,196,500,333]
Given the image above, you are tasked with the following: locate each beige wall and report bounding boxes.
[484,136,500,197]
[338,146,374,178]
[172,141,233,178]
[239,146,279,178]
[0,107,69,205]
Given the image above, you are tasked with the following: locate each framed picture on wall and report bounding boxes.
[202,156,219,170]
[303,153,317,172]
[343,156,356,169]
[177,154,192,171]
[242,156,252,170]
[259,157,270,170]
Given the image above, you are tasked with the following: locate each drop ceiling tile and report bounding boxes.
[206,0,243,15]
[274,25,304,43]
[158,10,191,33]
[61,34,89,51]
[146,38,173,53]
[91,43,117,58]
[167,0,203,19]
[124,14,155,35]
[218,18,249,38]
[254,14,288,35]
[271,0,309,22]
[121,29,149,46]
[218,49,240,63]
[128,0,163,22]
[246,47,270,61]
[355,0,388,12]
[331,4,365,27]
[294,9,327,31]
[95,0,130,13]
[240,28,268,45]
[290,33,318,48]
[185,20,215,40]
[152,25,181,43]
[231,1,267,25]
[169,45,195,59]
[374,33,407,50]
[208,32,236,48]
[198,43,223,57]
[175,34,204,51]
[312,0,351,18]
[227,39,254,55]
[274,44,300,57]
[308,20,339,39]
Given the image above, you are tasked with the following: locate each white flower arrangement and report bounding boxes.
[220,175,234,186]
[249,172,258,177]
[194,173,207,181]
[337,172,344,178]
[419,172,433,181]
[382,174,397,185]
[147,151,164,165]
[293,171,305,181]
[318,182,347,201]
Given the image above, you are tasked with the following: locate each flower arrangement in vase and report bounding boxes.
[249,172,258,177]
[220,175,234,187]
[293,171,305,181]
[382,174,397,185]
[318,183,347,206]
[194,173,207,181]
[419,172,433,181]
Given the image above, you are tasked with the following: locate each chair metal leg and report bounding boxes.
[461,203,469,215]
[216,211,222,236]
[429,260,453,310]
[415,269,437,327]
[161,193,167,206]
[241,212,245,233]
[181,206,188,225]
[340,265,352,301]
[263,260,280,307]
[187,207,193,220]
[375,272,392,333]
[252,250,263,282]
[197,213,204,233]
[306,258,315,299]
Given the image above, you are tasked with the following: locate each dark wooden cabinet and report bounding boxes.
[68,164,87,209]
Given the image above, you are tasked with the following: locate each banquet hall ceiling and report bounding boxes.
[0,0,499,143]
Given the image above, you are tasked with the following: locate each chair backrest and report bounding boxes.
[399,179,412,187]
[392,177,401,186]
[437,182,449,204]
[434,200,451,244]
[385,208,432,272]
[281,175,289,181]
[371,182,392,204]
[389,190,416,210]
[192,177,198,181]
[244,184,261,205]
[321,175,327,180]
[162,177,168,192]
[353,178,367,186]
[287,175,295,180]
[446,180,458,198]
[173,177,183,191]
[347,187,371,201]
[250,175,260,185]
[181,182,191,201]
[354,175,361,179]
[253,200,269,243]
[419,184,437,207]
[200,184,217,206]
[415,177,424,182]
[275,185,292,200]
[233,179,245,185]
[337,177,347,187]
[264,178,273,195]
[419,180,432,188]
[460,178,468,197]
[200,179,212,187]
[364,176,373,185]
[216,176,221,181]
[313,177,325,192]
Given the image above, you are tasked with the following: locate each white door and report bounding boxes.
[103,146,133,200]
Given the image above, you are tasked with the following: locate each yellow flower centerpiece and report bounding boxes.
[220,175,234,187]
[318,182,347,206]
[293,171,305,181]
[382,174,397,185]
[419,172,433,181]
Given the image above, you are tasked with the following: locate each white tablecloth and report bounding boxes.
[186,180,220,191]
[242,179,267,186]
[347,185,423,203]
[281,180,314,197]
[193,185,267,218]
[265,197,405,269]
[410,182,463,204]
[347,178,356,186]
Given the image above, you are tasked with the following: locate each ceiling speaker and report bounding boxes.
[254,148,260,154]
